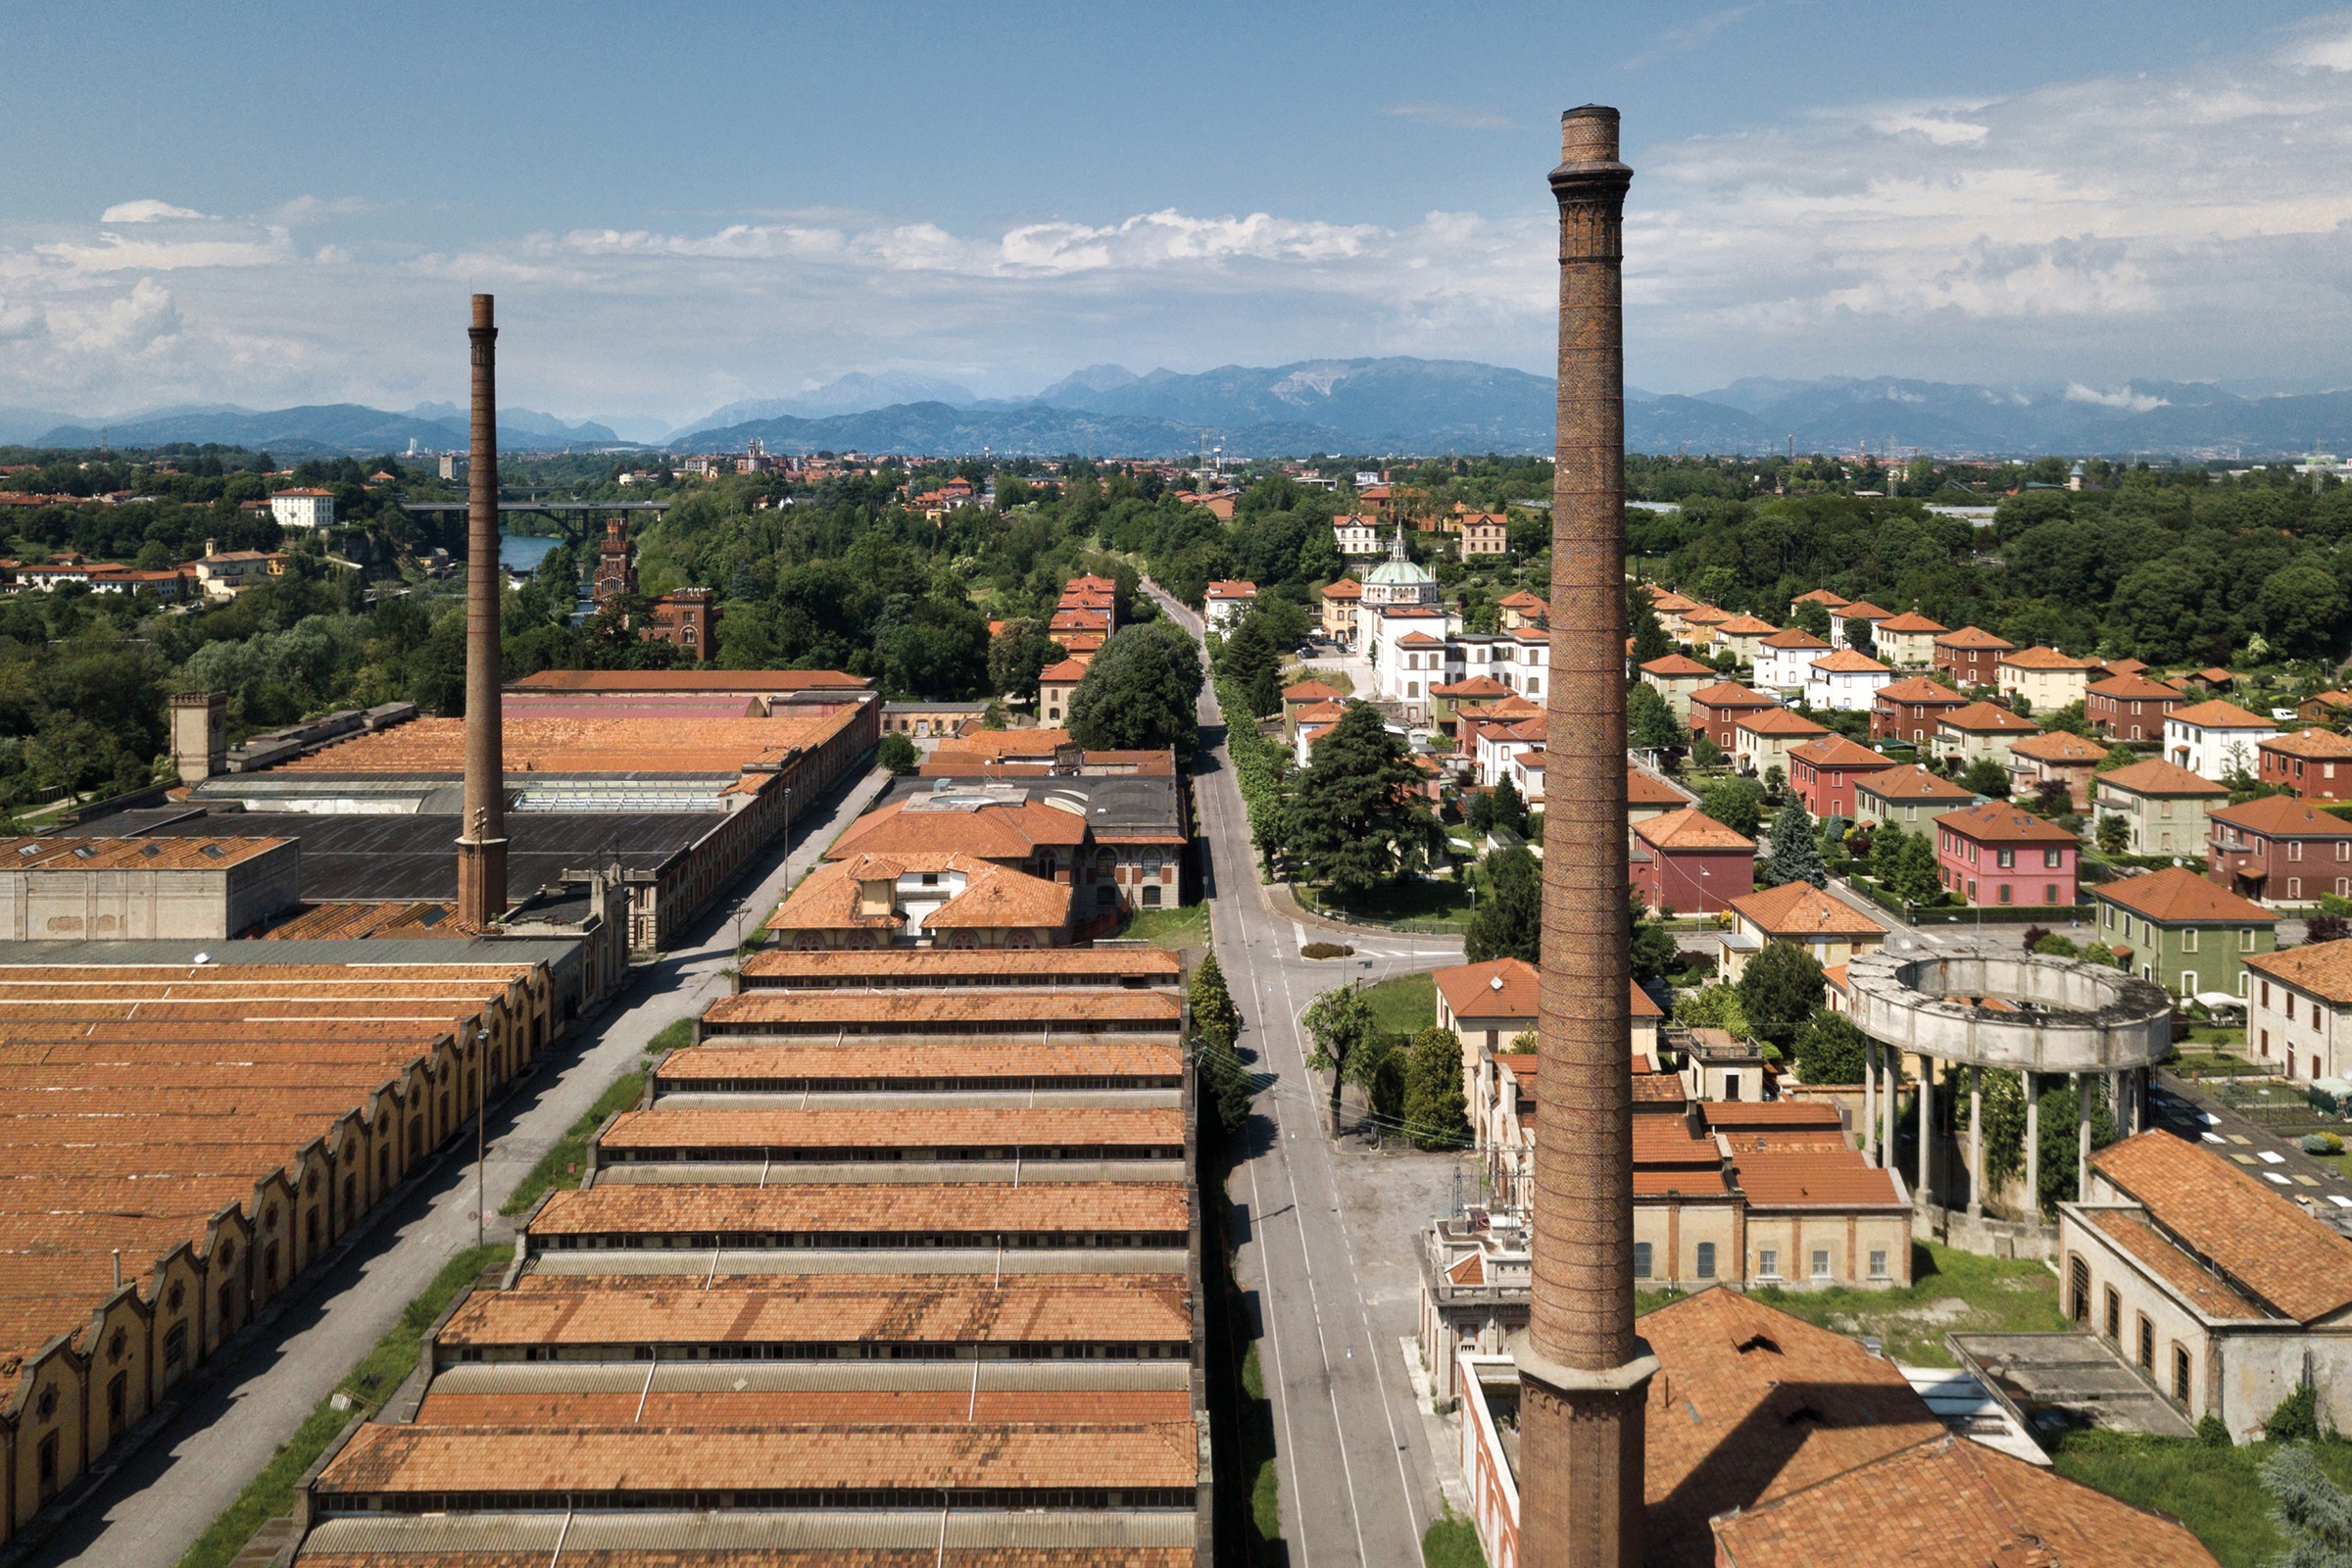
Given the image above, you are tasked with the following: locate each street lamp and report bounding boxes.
[475,1027,490,1249]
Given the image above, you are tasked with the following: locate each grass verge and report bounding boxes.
[175,1244,505,1568]
[1242,1341,1281,1545]
[1363,970,1436,1037]
[2050,1431,2352,1567]
[1741,1241,2066,1366]
[498,1070,645,1217]
[1115,905,1210,949]
[1423,1511,1489,1568]
[1298,878,1473,932]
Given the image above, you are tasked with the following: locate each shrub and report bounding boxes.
[2197,1411,2232,1447]
[2267,1381,2322,1444]
[1300,942,1354,959]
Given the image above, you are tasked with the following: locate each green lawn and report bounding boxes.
[2050,1432,2352,1568]
[1740,1241,2067,1366]
[1422,1512,1489,1568]
[1298,878,1474,932]
[1362,970,1437,1037]
[1114,904,1210,949]
[177,1245,506,1568]
[2174,1049,2257,1078]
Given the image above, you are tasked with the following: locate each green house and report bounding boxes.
[2091,865,2278,1000]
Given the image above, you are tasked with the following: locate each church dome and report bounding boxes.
[1365,555,1436,588]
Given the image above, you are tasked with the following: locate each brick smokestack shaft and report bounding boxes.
[1515,106,1655,1568]
[457,293,507,927]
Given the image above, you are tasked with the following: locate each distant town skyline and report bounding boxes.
[9,1,2352,426]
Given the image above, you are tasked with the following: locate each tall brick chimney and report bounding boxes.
[1514,107,1656,1568]
[455,294,507,928]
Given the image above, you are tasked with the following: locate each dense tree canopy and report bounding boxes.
[1066,622,1203,758]
[1287,704,1438,900]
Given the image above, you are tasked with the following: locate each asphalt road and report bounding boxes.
[27,766,889,1568]
[1153,581,1461,1567]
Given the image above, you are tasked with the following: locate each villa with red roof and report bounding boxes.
[1732,707,1829,778]
[1933,701,2041,770]
[1871,675,1968,745]
[1934,624,2015,689]
[1788,735,1895,819]
[1872,610,1947,668]
[2260,727,2352,802]
[2008,728,2107,808]
[1640,653,1719,720]
[1318,575,1360,642]
[1495,590,1547,630]
[1202,579,1256,633]
[1686,681,1780,751]
[2094,760,2230,858]
[1710,612,1779,665]
[1831,600,1893,649]
[1853,763,1981,833]
[2208,794,2352,905]
[1935,802,2080,907]
[2087,672,2185,742]
[1803,647,1893,711]
[2166,700,2278,782]
[1996,645,2100,711]
[1630,807,1757,914]
[1751,626,1832,693]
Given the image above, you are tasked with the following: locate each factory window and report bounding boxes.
[1869,1249,1888,1280]
[1811,1249,1832,1281]
[1755,1249,1778,1280]
[2174,1347,2192,1403]
[2137,1314,2154,1372]
[1633,1242,1652,1279]
[2104,1287,2121,1344]
[1694,1243,1716,1280]
[1143,886,1162,907]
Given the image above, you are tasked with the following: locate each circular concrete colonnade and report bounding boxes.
[1844,945,2174,1216]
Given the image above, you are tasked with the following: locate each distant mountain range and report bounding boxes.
[13,364,2352,460]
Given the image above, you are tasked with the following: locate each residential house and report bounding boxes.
[1803,648,1894,712]
[1278,678,1346,737]
[1642,589,1702,639]
[2094,760,2230,858]
[1733,708,1830,779]
[2298,690,2352,725]
[1456,513,1508,558]
[2063,1130,2352,1440]
[2086,673,2185,742]
[2097,656,2152,680]
[2259,728,2352,803]
[1429,675,1513,737]
[1318,576,1361,643]
[269,487,335,530]
[2094,866,2277,998]
[1201,580,1256,632]
[1640,654,1719,721]
[1390,630,1450,715]
[1935,802,2081,908]
[1853,764,1981,832]
[2248,940,2352,1082]
[2166,700,2278,782]
[1718,881,1889,983]
[2207,795,2352,905]
[1872,676,1969,746]
[1467,713,1546,789]
[1873,611,1947,668]
[1997,646,2101,712]
[1505,747,1544,806]
[1679,605,1730,651]
[1831,600,1894,650]
[1434,956,1662,1093]
[1627,763,1694,834]
[1687,681,1780,751]
[2008,729,2107,808]
[2190,666,2237,691]
[1788,734,1895,820]
[1933,701,2041,771]
[1790,587,1849,612]
[1495,590,1547,630]
[1333,514,1385,556]
[188,548,288,599]
[1630,807,1757,914]
[1935,625,2016,690]
[1752,627,1833,694]
[1036,658,1089,728]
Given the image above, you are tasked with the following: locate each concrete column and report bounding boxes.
[1884,1047,1899,1184]
[1968,1065,1985,1219]
[1863,1040,1879,1167]
[1917,1054,1935,1211]
[2108,1069,2123,1139]
[2078,1073,2094,1203]
[2024,1072,2040,1223]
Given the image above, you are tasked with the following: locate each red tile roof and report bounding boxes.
[2211,794,2352,838]
[2009,730,2106,762]
[1937,701,2039,734]
[1935,625,2015,651]
[2168,699,2273,728]
[2263,727,2352,759]
[1788,735,1892,769]
[1734,710,1831,738]
[1731,883,1887,940]
[1936,802,2079,844]
[2087,673,2185,702]
[1689,681,1779,710]
[2096,866,2274,925]
[2096,760,2228,798]
[2094,1131,2352,1324]
[1856,764,1977,803]
[2245,940,2352,1004]
[1998,645,2099,671]
[1642,655,1717,678]
[1634,807,1756,853]
[1758,628,1831,650]
[1807,648,1891,675]
[1434,957,1661,1022]
[1874,677,1967,706]
[1875,611,1946,634]
[1732,1149,1903,1209]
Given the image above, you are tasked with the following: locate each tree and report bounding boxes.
[1288,704,1438,901]
[1463,846,1542,963]
[1791,1011,1867,1086]
[1630,885,1679,984]
[1960,756,2011,798]
[1674,983,1750,1036]
[2260,1438,2352,1566]
[1792,599,1834,639]
[2041,699,2093,738]
[1887,828,1944,904]
[876,731,919,774]
[2030,780,2073,816]
[1760,803,1829,888]
[2034,1077,2118,1214]
[1698,776,1764,838]
[1629,681,1684,752]
[1630,585,1674,664]
[1737,941,1824,1049]
[1066,621,1203,759]
[1189,955,1253,1138]
[1218,613,1283,718]
[987,617,1059,702]
[1690,732,1727,770]
[1464,788,1495,837]
[1488,773,1528,838]
[1303,983,1381,1136]
[1869,819,1910,883]
[2094,743,2139,774]
[1401,1025,1471,1149]
[2096,812,2130,856]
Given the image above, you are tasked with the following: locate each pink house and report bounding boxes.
[1629,807,1757,914]
[1936,801,2081,908]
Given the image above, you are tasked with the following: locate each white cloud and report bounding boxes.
[2064,382,2171,412]
[1383,102,1518,131]
[98,199,209,223]
[1624,3,1765,71]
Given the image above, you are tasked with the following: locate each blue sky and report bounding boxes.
[8,0,2352,428]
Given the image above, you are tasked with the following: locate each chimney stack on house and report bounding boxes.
[456,294,507,929]
[1517,106,1655,1568]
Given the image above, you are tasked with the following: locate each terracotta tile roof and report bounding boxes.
[2009,730,2106,762]
[1936,624,2015,651]
[1790,588,1848,608]
[1320,577,1362,599]
[1498,590,1547,611]
[1874,677,1967,706]
[2087,673,2186,702]
[1635,808,1756,853]
[2095,866,2274,925]
[1633,1074,1689,1105]
[2197,665,2236,684]
[761,861,906,933]
[1857,764,1977,803]
[739,948,1179,983]
[656,1041,1185,1083]
[410,1386,1196,1431]
[1876,611,1946,634]
[1282,678,1346,702]
[1633,1117,1722,1167]
[507,669,867,692]
[1838,601,1893,620]
[1688,682,1779,710]
[1634,1168,1731,1198]
[829,796,1089,860]
[1734,710,1830,738]
[1646,591,1699,613]
[1938,701,2039,734]
[1629,766,1691,806]
[1701,1101,1845,1130]
[2094,1131,2352,1323]
[1807,649,1890,675]
[1757,628,1830,650]
[1682,606,1730,626]
[1434,957,1660,1021]
[699,988,1181,1031]
[1290,701,1348,725]
[923,864,1074,930]
[1998,645,2099,671]
[273,711,853,777]
[1642,655,1717,677]
[2085,1207,2262,1321]
[1706,1431,2219,1568]
[2246,940,2352,1004]
[2168,699,2273,728]
[256,900,467,940]
[2262,727,2352,759]
[530,1182,1189,1238]
[2210,794,2352,837]
[1731,1149,1903,1208]
[1731,883,1887,940]
[0,836,287,871]
[1431,675,1512,699]
[1037,658,1091,683]
[927,730,1073,765]
[1788,736,1892,769]
[1640,1290,1943,1568]
[599,1104,1185,1153]
[1937,802,2079,843]
[2095,760,2228,798]
[1714,614,1779,636]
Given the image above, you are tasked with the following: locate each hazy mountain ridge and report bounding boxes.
[33,404,618,457]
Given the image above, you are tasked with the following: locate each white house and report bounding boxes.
[2166,700,2278,783]
[2245,943,2352,1083]
[1202,579,1257,633]
[1333,514,1385,557]
[1830,600,1892,649]
[1803,648,1894,712]
[269,487,335,530]
[1752,628,1832,694]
